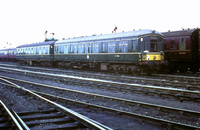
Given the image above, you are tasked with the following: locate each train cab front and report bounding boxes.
[139,35,165,73]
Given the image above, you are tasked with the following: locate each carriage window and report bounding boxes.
[179,38,186,50]
[85,43,91,53]
[36,47,39,54]
[132,40,139,51]
[93,42,99,53]
[119,41,128,53]
[78,43,84,53]
[170,40,175,49]
[70,44,74,53]
[28,48,30,54]
[46,47,49,54]
[150,43,157,52]
[60,46,64,53]
[42,47,45,54]
[86,43,89,53]
[150,39,158,52]
[102,42,108,53]
[108,41,115,53]
[74,44,78,53]
[64,45,69,54]
[55,46,58,54]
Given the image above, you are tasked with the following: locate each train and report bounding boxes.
[0,48,16,61]
[163,28,200,73]
[0,28,199,74]
[16,29,164,74]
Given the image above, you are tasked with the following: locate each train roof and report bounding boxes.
[56,29,162,44]
[0,48,16,51]
[162,29,200,37]
[17,40,57,48]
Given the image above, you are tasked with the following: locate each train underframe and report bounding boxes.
[19,59,163,75]
[165,60,199,73]
[56,60,163,74]
[0,58,17,62]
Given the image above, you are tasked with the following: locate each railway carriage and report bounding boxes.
[0,48,16,61]
[16,39,57,66]
[54,29,164,74]
[163,29,200,73]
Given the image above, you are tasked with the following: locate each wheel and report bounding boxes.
[179,65,188,73]
[190,66,198,73]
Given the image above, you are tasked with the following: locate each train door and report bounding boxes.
[199,31,200,60]
[50,44,54,59]
[190,29,199,72]
[191,30,199,61]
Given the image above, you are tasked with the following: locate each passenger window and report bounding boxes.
[132,40,139,52]
[127,40,133,52]
[54,46,58,54]
[92,42,99,53]
[31,48,33,54]
[108,41,115,53]
[43,47,46,54]
[179,38,186,50]
[74,44,78,53]
[36,47,39,54]
[119,41,128,53]
[64,45,69,54]
[170,40,175,49]
[102,42,108,53]
[114,41,120,53]
[85,43,90,53]
[46,47,48,54]
[60,46,64,53]
[78,43,84,53]
[150,43,157,52]
[70,44,74,53]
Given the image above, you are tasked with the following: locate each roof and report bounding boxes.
[162,29,200,37]
[56,29,162,44]
[0,48,16,51]
[17,40,57,48]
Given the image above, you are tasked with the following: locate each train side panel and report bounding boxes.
[163,29,200,73]
[0,48,16,61]
[54,30,164,74]
[54,53,140,62]
[16,40,56,66]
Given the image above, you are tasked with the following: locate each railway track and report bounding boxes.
[0,77,111,130]
[0,100,27,130]
[1,75,200,129]
[1,63,200,129]
[0,66,200,103]
[0,63,200,91]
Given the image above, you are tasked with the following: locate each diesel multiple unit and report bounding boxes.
[16,29,164,74]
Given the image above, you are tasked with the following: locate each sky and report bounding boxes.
[0,0,199,49]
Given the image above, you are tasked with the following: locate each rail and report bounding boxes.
[1,75,200,117]
[0,66,199,101]
[10,109,30,130]
[0,77,112,130]
[0,100,24,130]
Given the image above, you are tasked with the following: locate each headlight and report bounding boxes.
[143,50,149,54]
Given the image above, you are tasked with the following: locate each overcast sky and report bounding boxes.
[0,0,199,49]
